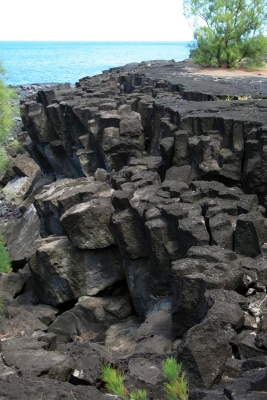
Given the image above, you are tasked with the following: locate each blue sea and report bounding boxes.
[0,41,193,86]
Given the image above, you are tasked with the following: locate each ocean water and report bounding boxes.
[0,41,193,86]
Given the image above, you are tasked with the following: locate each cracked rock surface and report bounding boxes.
[1,59,267,399]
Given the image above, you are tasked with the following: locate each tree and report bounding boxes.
[0,61,17,173]
[184,0,267,68]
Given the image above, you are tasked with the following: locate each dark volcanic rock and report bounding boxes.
[1,336,73,381]
[235,211,267,257]
[60,197,116,249]
[28,236,124,306]
[177,317,232,389]
[0,376,113,400]
[10,59,267,398]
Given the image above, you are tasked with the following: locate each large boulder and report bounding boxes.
[48,295,132,343]
[3,176,32,206]
[176,317,232,389]
[60,197,116,249]
[0,269,29,298]
[3,204,41,263]
[34,178,110,236]
[171,246,242,336]
[12,154,42,181]
[235,212,267,258]
[29,236,125,306]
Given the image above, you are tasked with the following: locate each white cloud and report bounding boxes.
[1,0,194,41]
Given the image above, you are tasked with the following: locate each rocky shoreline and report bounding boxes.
[1,59,267,399]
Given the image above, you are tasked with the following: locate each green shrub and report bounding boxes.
[101,358,189,400]
[101,364,147,399]
[0,61,18,176]
[0,235,12,273]
[184,0,267,68]
[101,364,128,398]
[129,389,147,400]
[0,147,10,174]
[162,358,189,400]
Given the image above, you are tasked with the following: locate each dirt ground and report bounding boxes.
[183,62,267,78]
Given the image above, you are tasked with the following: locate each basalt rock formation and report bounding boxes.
[1,59,267,399]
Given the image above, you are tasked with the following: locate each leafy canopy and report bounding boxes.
[184,0,267,68]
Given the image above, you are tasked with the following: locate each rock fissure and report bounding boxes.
[1,59,267,398]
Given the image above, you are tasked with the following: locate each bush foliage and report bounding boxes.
[184,0,267,68]
[162,358,189,400]
[101,364,128,398]
[0,61,17,174]
[0,234,12,273]
[101,358,189,400]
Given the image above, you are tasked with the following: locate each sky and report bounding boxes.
[0,0,194,41]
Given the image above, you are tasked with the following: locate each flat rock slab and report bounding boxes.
[1,337,73,381]
[0,376,116,400]
[121,59,267,100]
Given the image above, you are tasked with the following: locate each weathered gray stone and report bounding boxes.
[48,295,129,343]
[60,197,115,249]
[134,310,176,355]
[3,176,32,206]
[29,237,124,306]
[123,257,151,317]
[176,216,210,258]
[172,248,243,336]
[165,165,193,184]
[173,130,190,167]
[235,212,267,257]
[0,376,112,400]
[0,270,28,298]
[160,136,174,170]
[124,357,165,400]
[145,217,173,295]
[1,336,73,381]
[112,208,149,259]
[34,178,109,236]
[177,317,231,389]
[208,212,234,249]
[105,317,140,357]
[4,204,41,262]
[237,194,259,215]
[12,154,42,180]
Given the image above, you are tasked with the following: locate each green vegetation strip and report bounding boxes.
[101,357,189,400]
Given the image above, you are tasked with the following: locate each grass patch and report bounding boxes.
[129,389,147,400]
[0,234,12,273]
[0,148,10,174]
[101,364,128,398]
[101,358,189,400]
[162,358,189,400]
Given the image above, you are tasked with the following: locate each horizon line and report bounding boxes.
[0,40,195,43]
